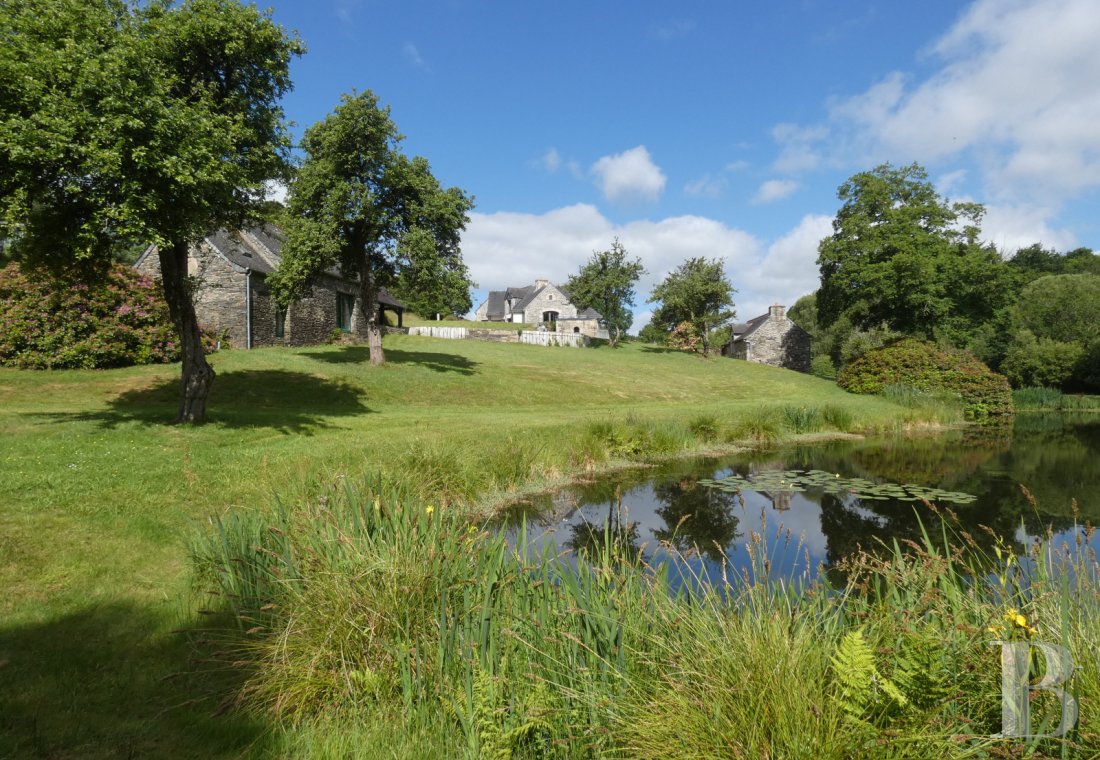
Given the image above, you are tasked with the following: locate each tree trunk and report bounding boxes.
[610,325,621,348]
[159,241,215,424]
[358,265,385,365]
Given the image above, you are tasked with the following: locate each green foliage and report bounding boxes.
[838,338,1012,419]
[565,238,645,347]
[392,227,474,318]
[1001,329,1084,389]
[811,354,838,379]
[831,628,907,722]
[271,91,474,364]
[648,257,735,354]
[817,163,1011,344]
[0,262,213,368]
[1015,274,1100,345]
[687,414,720,442]
[1012,386,1100,411]
[0,0,303,421]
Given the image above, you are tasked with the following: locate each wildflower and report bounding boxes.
[426,505,435,517]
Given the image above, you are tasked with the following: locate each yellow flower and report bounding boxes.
[1004,608,1019,622]
[1014,614,1028,628]
[426,505,435,516]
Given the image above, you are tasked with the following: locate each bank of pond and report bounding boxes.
[191,412,1100,758]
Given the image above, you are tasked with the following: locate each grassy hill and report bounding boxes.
[0,335,927,758]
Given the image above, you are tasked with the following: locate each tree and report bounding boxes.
[816,163,1005,340]
[391,228,474,319]
[564,238,645,346]
[647,257,735,354]
[271,92,474,364]
[0,0,302,423]
[1006,274,1100,390]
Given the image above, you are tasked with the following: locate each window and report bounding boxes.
[336,293,354,331]
[275,306,287,338]
[542,310,559,323]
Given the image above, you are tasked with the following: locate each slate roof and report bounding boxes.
[203,226,405,309]
[730,312,770,341]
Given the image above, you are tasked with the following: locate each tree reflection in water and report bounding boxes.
[514,413,1100,583]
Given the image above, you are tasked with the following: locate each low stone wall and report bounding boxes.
[467,329,521,343]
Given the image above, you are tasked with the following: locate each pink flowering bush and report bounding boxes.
[0,262,213,369]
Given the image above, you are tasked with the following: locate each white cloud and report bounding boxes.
[540,148,562,173]
[735,214,833,318]
[264,180,288,205]
[460,205,832,332]
[725,159,751,173]
[590,146,667,204]
[402,42,427,69]
[980,204,1078,256]
[776,0,1100,208]
[753,179,800,204]
[684,174,726,198]
[651,18,696,40]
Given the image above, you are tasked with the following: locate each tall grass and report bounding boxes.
[1014,386,1100,411]
[191,481,1100,758]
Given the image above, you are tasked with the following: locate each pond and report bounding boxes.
[505,413,1100,584]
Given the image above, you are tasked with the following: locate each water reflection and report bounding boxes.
[506,413,1100,583]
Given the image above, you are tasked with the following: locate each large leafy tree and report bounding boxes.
[565,238,645,346]
[816,163,1008,341]
[647,257,735,354]
[0,0,302,423]
[271,91,474,364]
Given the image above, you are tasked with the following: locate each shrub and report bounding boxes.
[838,338,1012,419]
[810,354,838,380]
[0,262,209,369]
[1000,330,1083,389]
[687,414,720,442]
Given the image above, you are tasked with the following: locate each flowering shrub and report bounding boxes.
[0,262,212,369]
[667,321,702,353]
[838,338,1013,419]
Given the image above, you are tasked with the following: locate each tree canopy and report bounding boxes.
[0,0,302,422]
[271,91,474,364]
[565,238,645,346]
[647,257,735,354]
[816,163,1008,341]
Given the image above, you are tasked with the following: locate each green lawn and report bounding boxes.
[0,335,916,758]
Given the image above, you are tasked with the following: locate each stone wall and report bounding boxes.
[556,317,602,338]
[521,284,577,323]
[137,241,250,347]
[138,245,370,348]
[467,328,521,343]
[725,305,812,372]
[268,274,368,347]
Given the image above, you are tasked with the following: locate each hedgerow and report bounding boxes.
[0,262,207,369]
[838,338,1013,419]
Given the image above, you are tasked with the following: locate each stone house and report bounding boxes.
[473,279,605,337]
[722,304,811,372]
[135,226,406,349]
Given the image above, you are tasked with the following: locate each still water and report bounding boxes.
[506,413,1100,583]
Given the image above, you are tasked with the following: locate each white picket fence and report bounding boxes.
[408,326,468,339]
[519,331,586,348]
[409,324,587,347]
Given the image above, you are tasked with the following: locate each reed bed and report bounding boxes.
[191,478,1100,758]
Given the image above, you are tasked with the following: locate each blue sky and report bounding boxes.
[267,0,1100,329]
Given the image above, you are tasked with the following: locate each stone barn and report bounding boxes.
[135,226,405,349]
[723,304,811,372]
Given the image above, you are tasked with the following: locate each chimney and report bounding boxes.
[769,303,786,319]
[534,278,549,289]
